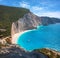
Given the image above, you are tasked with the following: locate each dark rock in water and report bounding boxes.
[0,45,48,58]
[11,12,60,36]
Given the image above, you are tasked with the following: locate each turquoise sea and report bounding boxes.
[17,23,60,51]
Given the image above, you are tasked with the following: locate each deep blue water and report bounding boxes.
[17,23,60,51]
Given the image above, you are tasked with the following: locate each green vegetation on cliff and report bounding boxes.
[0,5,30,37]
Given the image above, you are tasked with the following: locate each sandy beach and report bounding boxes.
[12,29,36,44]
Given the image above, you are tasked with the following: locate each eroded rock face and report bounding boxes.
[11,12,60,36]
[0,44,48,58]
[11,12,41,36]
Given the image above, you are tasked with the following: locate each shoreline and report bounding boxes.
[12,29,36,44]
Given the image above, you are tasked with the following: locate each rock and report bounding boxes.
[0,44,48,58]
[0,36,12,46]
[34,48,60,58]
[5,36,12,44]
[0,44,60,58]
[30,51,48,58]
[0,39,6,45]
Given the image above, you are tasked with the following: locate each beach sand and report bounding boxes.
[12,29,36,44]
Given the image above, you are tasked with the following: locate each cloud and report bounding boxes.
[32,6,43,11]
[19,1,30,8]
[34,11,60,18]
[19,1,60,18]
[19,1,44,10]
[19,1,45,11]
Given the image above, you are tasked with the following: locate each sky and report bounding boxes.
[0,0,60,18]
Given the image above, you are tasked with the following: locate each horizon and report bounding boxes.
[0,0,60,18]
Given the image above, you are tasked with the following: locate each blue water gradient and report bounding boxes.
[17,23,60,51]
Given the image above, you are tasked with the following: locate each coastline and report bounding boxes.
[12,29,36,44]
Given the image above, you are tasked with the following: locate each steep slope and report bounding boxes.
[0,5,30,37]
[11,12,41,36]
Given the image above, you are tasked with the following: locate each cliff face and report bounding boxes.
[11,12,41,36]
[11,12,60,36]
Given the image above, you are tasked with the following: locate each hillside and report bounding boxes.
[0,5,30,37]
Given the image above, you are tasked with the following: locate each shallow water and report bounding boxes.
[17,23,60,51]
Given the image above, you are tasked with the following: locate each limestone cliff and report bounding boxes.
[11,12,60,36]
[11,12,41,36]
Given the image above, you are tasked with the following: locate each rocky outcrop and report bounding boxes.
[0,36,12,45]
[11,12,60,37]
[34,48,60,58]
[0,44,48,58]
[0,44,60,58]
